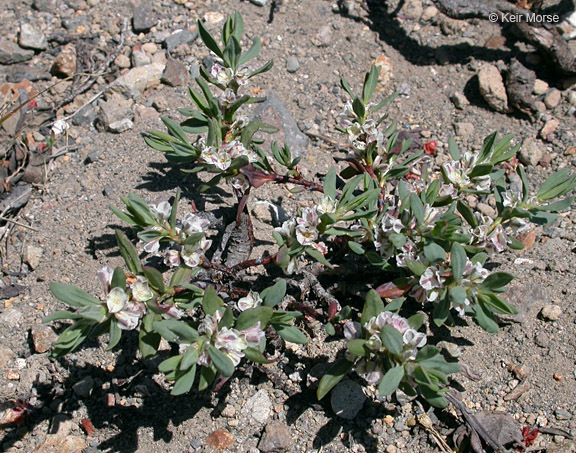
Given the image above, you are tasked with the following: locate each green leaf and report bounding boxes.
[198,364,216,391]
[139,327,161,359]
[158,355,183,373]
[362,65,380,104]
[171,364,197,396]
[317,359,354,400]
[170,266,195,287]
[478,293,518,315]
[306,247,332,268]
[449,286,467,305]
[261,280,287,308]
[78,304,107,323]
[404,259,427,276]
[248,60,273,79]
[479,272,514,291]
[143,266,165,293]
[423,243,446,263]
[347,339,369,356]
[538,196,574,212]
[43,311,82,323]
[410,193,424,224]
[448,137,460,160]
[161,117,189,144]
[153,320,199,343]
[323,167,337,199]
[107,320,122,350]
[243,347,270,364]
[202,285,224,315]
[419,384,448,408]
[340,77,355,98]
[273,324,307,344]
[197,19,224,59]
[238,37,261,66]
[450,242,467,281]
[407,313,425,330]
[115,230,143,275]
[457,201,478,228]
[433,296,451,327]
[378,365,405,396]
[348,241,365,255]
[208,345,235,377]
[473,301,499,333]
[352,97,365,119]
[50,283,100,308]
[235,306,273,331]
[181,347,199,370]
[361,289,385,326]
[111,267,126,290]
[379,325,403,355]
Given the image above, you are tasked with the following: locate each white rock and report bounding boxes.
[478,65,509,113]
[24,245,43,269]
[533,79,549,95]
[241,389,272,424]
[541,304,562,321]
[111,62,165,99]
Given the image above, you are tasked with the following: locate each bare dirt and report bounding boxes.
[1,0,576,452]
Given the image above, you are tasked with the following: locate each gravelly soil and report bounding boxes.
[1,0,576,452]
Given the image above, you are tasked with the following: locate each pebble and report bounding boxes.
[241,389,272,424]
[24,245,43,269]
[31,324,57,354]
[518,138,543,166]
[478,64,509,113]
[142,42,158,54]
[51,44,77,78]
[164,29,198,52]
[250,0,269,5]
[568,91,576,107]
[0,308,24,328]
[539,119,559,141]
[161,59,189,86]
[331,380,366,420]
[533,79,549,95]
[97,93,134,132]
[313,25,333,47]
[258,422,293,452]
[541,304,562,321]
[402,0,423,20]
[108,118,134,133]
[115,54,131,69]
[110,62,165,99]
[205,429,234,450]
[450,92,469,109]
[373,55,393,90]
[73,375,94,398]
[286,56,300,73]
[0,38,34,64]
[453,121,474,137]
[132,5,158,33]
[131,44,151,68]
[544,88,561,109]
[35,435,87,453]
[555,409,572,420]
[19,23,48,50]
[0,348,14,368]
[534,331,549,348]
[421,5,438,21]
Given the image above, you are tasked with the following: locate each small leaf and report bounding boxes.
[107,320,122,350]
[235,306,273,331]
[450,242,467,281]
[202,285,224,315]
[347,339,369,356]
[378,365,405,396]
[198,364,216,391]
[115,230,143,275]
[111,267,126,290]
[361,290,385,326]
[407,313,425,330]
[380,325,403,355]
[143,266,165,293]
[171,364,197,396]
[423,243,446,263]
[208,345,235,377]
[197,19,224,59]
[323,167,337,199]
[479,272,514,291]
[261,280,287,308]
[273,324,307,344]
[243,347,270,364]
[317,359,354,400]
[50,283,100,308]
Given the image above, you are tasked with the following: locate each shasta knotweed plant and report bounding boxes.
[45,13,575,409]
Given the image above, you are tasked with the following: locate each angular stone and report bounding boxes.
[258,422,293,452]
[402,0,423,20]
[31,324,57,354]
[110,62,165,99]
[161,59,189,86]
[544,88,561,109]
[421,5,438,21]
[97,93,134,131]
[250,0,269,5]
[164,28,198,52]
[500,282,547,323]
[35,435,87,453]
[131,44,151,68]
[251,91,309,158]
[478,65,509,113]
[115,54,131,69]
[373,55,393,90]
[453,121,474,137]
[24,245,43,269]
[450,92,469,109]
[240,389,272,425]
[518,138,542,167]
[7,65,51,83]
[132,5,158,33]
[108,118,134,133]
[205,429,234,450]
[540,304,562,321]
[539,119,559,141]
[0,39,34,65]
[313,25,333,47]
[19,23,47,50]
[51,44,77,78]
[72,376,94,398]
[331,380,366,420]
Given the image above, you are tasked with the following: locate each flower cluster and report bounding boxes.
[340,101,383,158]
[442,151,491,192]
[198,139,258,171]
[97,267,150,330]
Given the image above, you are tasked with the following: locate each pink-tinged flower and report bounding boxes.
[419,265,446,292]
[366,334,383,351]
[211,63,234,84]
[198,310,223,337]
[237,291,262,312]
[380,212,403,234]
[421,204,439,230]
[343,321,361,340]
[442,161,470,188]
[107,287,129,313]
[438,183,458,199]
[149,201,171,222]
[502,189,522,208]
[462,260,489,286]
[409,285,427,304]
[275,219,295,239]
[98,266,114,295]
[355,358,384,386]
[474,175,491,192]
[182,213,209,234]
[234,67,249,86]
[143,237,161,254]
[402,329,427,349]
[241,322,265,348]
[131,276,154,302]
[317,196,337,215]
[51,119,69,136]
[115,300,146,330]
[214,327,246,351]
[487,225,509,252]
[230,175,250,193]
[163,249,181,268]
[295,224,318,246]
[312,241,328,255]
[219,88,236,105]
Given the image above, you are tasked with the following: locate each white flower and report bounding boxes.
[51,119,69,136]
[474,175,491,192]
[237,291,262,311]
[211,63,234,84]
[164,249,181,267]
[295,225,318,246]
[182,213,209,234]
[115,301,146,330]
[355,359,384,386]
[198,310,223,337]
[97,266,114,294]
[107,287,129,313]
[381,212,403,234]
[241,322,265,348]
[131,276,154,302]
[219,88,236,104]
[443,161,470,188]
[343,321,361,340]
[502,189,523,208]
[149,201,171,221]
[317,196,337,215]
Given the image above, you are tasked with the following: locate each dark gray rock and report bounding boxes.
[132,5,158,33]
[96,93,134,132]
[330,380,366,420]
[251,91,309,157]
[161,59,189,86]
[62,16,89,31]
[7,65,51,83]
[286,57,300,73]
[71,104,97,128]
[258,422,293,452]
[33,0,56,12]
[164,29,198,52]
[73,376,94,399]
[0,39,34,65]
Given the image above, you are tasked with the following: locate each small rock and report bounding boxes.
[205,429,234,450]
[71,103,97,127]
[51,44,77,78]
[555,409,571,420]
[313,25,332,47]
[0,38,34,65]
[421,5,438,21]
[568,91,576,107]
[533,79,549,95]
[258,422,293,452]
[31,324,57,354]
[35,435,87,453]
[534,331,549,348]
[402,0,423,20]
[0,347,15,368]
[142,42,158,54]
[251,91,309,158]
[24,245,43,269]
[131,44,151,68]
[539,119,559,141]
[518,138,543,166]
[286,56,300,73]
[203,12,225,25]
[7,65,50,83]
[132,5,158,33]
[252,202,273,223]
[97,93,134,132]
[73,376,94,398]
[161,59,189,86]
[164,28,198,52]
[19,23,47,50]
[0,308,24,329]
[111,62,165,99]
[108,118,134,133]
[544,88,561,109]
[331,380,366,420]
[546,440,576,453]
[478,65,509,113]
[241,389,272,425]
[33,0,55,12]
[454,122,474,137]
[565,146,576,156]
[115,54,131,69]
[373,55,393,90]
[134,105,160,124]
[541,304,562,321]
[501,282,547,323]
[250,0,269,6]
[450,92,469,109]
[533,100,547,113]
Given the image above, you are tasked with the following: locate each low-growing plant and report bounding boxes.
[46,13,575,409]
